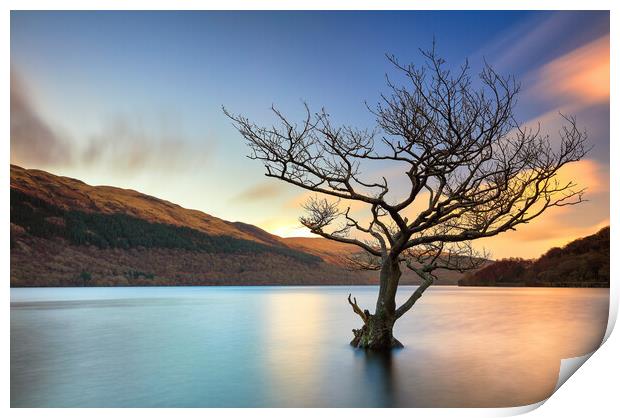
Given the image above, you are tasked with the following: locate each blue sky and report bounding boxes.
[10,11,610,258]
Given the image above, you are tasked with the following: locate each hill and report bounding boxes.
[10,165,283,244]
[10,165,468,286]
[458,227,610,287]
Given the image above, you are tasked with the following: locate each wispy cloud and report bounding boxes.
[10,72,73,166]
[471,158,609,258]
[556,159,608,195]
[11,70,213,175]
[476,12,608,74]
[80,114,212,174]
[477,13,571,71]
[230,181,286,203]
[509,159,608,241]
[525,35,609,108]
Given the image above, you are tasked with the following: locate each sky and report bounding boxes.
[10,10,610,259]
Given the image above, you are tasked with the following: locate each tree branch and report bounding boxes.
[348,293,369,324]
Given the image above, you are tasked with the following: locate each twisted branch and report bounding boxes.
[347,293,369,324]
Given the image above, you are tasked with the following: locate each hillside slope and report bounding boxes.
[10,165,284,245]
[458,227,610,287]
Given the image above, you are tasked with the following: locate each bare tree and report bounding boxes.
[224,46,588,350]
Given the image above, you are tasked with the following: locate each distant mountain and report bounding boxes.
[10,165,468,287]
[458,227,610,287]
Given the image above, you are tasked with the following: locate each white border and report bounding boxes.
[3,2,617,417]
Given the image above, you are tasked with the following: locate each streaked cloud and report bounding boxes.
[556,159,608,195]
[80,114,212,174]
[526,35,609,107]
[11,71,213,175]
[230,181,286,203]
[478,13,571,71]
[489,31,611,258]
[477,12,608,75]
[10,72,73,167]
[471,158,609,258]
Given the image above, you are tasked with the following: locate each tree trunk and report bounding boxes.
[350,312,403,349]
[350,258,403,350]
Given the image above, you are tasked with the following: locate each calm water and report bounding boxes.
[11,286,609,407]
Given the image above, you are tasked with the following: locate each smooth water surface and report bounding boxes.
[11,286,609,407]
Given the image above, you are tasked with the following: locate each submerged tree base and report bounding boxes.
[350,315,404,350]
[350,327,403,350]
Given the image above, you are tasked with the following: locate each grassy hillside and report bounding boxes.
[458,227,610,287]
[10,164,285,244]
[11,188,319,263]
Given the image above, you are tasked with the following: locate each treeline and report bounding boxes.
[9,235,381,287]
[458,227,609,287]
[10,189,321,264]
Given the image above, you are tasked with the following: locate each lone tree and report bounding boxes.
[225,47,588,350]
